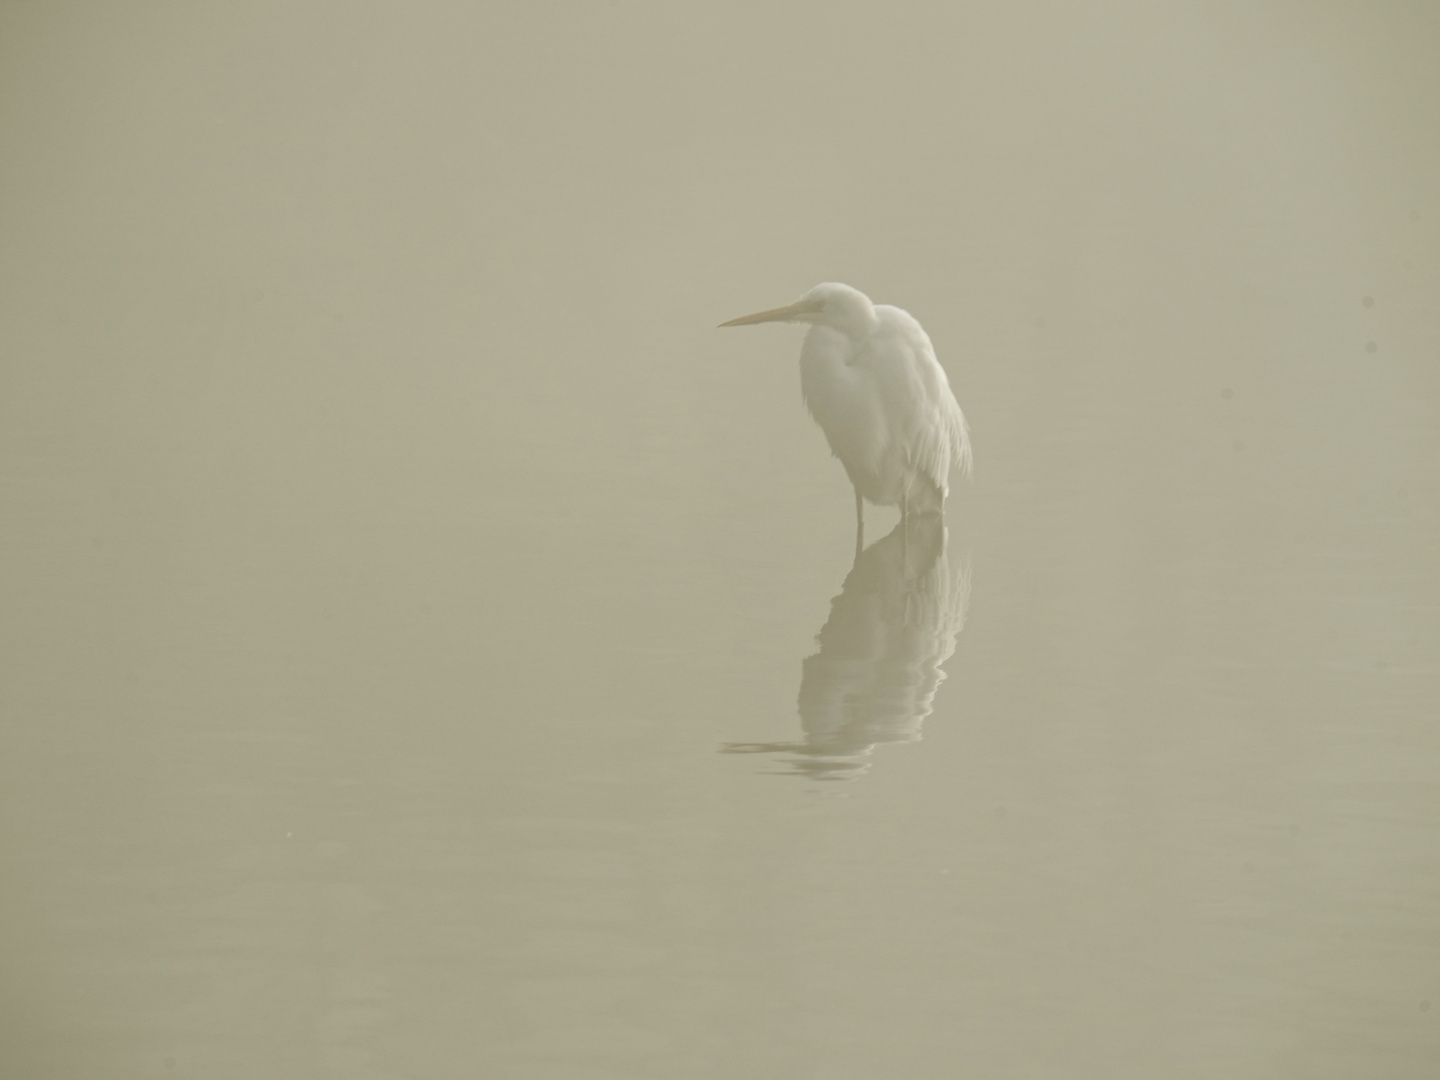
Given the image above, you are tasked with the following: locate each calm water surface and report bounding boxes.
[2,5,1438,1078]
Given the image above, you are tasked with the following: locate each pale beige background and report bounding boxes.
[2,3,1437,1078]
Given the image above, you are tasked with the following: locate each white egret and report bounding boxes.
[720,283,971,544]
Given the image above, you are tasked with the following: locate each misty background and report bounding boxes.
[2,4,1437,1078]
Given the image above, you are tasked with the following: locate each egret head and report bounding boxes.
[719,282,877,336]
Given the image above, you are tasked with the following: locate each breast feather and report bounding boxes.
[800,324,888,485]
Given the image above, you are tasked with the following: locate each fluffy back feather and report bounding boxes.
[870,305,971,498]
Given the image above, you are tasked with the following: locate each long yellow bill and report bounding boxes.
[718,297,824,327]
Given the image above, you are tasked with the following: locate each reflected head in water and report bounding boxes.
[723,514,968,781]
[720,283,972,551]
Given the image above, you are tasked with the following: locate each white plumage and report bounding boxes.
[721,282,970,538]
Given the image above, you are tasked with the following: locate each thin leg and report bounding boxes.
[854,488,864,558]
[901,499,909,568]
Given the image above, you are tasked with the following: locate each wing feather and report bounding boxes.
[867,306,971,502]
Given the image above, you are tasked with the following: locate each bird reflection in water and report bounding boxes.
[724,514,968,780]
